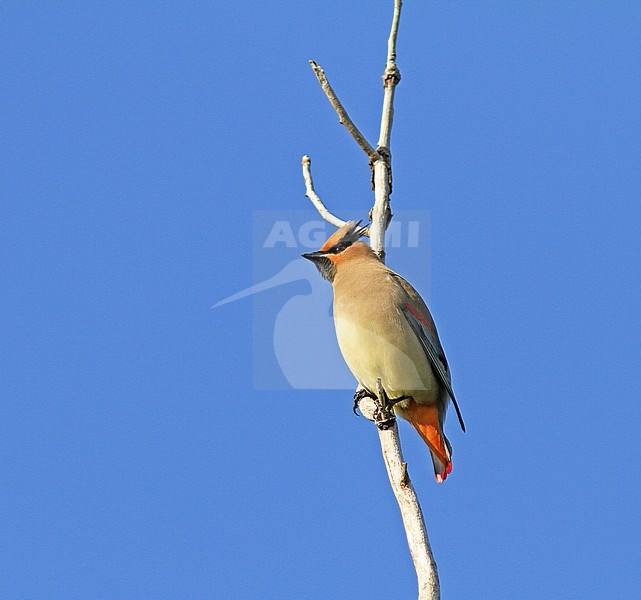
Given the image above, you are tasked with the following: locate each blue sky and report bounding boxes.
[2,2,640,598]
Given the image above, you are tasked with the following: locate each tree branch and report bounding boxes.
[378,0,402,151]
[303,1,441,598]
[378,424,440,599]
[359,397,440,600]
[369,2,442,598]
[308,60,380,160]
[301,155,350,230]
[369,0,403,261]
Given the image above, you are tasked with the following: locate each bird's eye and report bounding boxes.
[334,242,349,253]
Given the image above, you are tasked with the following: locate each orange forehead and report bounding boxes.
[319,229,344,251]
[320,221,359,251]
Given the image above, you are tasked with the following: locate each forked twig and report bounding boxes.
[301,156,370,237]
[302,2,441,598]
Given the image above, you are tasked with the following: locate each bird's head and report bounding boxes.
[302,220,371,282]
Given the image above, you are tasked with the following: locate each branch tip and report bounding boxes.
[301,155,349,231]
[308,59,379,160]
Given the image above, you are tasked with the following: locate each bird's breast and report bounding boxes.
[333,302,439,402]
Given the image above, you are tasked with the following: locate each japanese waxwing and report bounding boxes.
[303,220,465,483]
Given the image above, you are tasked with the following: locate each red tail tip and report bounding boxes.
[435,462,453,484]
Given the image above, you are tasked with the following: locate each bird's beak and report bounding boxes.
[302,250,336,282]
[302,251,327,262]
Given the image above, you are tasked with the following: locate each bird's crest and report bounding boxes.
[320,220,368,251]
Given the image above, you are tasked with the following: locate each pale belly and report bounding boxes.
[334,313,439,404]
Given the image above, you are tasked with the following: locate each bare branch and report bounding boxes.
[308,60,380,160]
[387,0,402,68]
[301,155,349,230]
[370,0,403,260]
[368,2,442,598]
[302,155,371,236]
[359,386,440,600]
[378,0,403,151]
[302,2,440,598]
[378,424,440,599]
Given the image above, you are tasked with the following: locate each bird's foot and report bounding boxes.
[372,380,398,430]
[354,383,414,430]
[386,394,412,409]
[353,388,376,416]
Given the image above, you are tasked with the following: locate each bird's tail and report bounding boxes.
[402,402,452,483]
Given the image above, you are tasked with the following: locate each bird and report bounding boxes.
[302,220,465,482]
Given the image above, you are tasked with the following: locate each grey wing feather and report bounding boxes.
[401,305,466,433]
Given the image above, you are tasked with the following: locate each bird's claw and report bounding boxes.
[387,394,412,408]
[353,384,413,430]
[372,382,413,430]
[353,388,376,416]
[372,382,395,430]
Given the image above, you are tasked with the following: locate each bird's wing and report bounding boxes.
[390,273,466,433]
